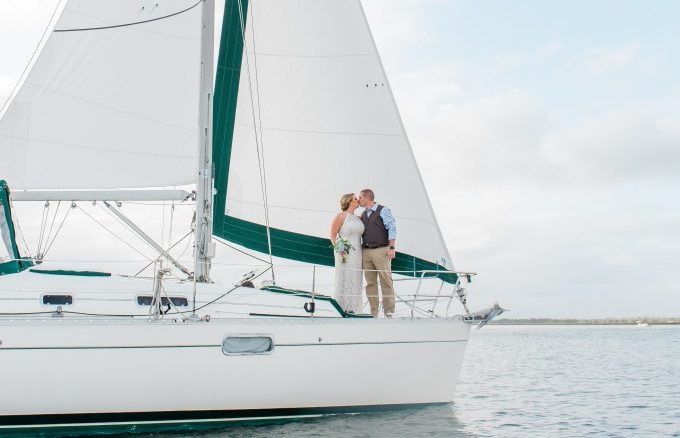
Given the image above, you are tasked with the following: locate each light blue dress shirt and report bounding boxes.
[365,203,397,241]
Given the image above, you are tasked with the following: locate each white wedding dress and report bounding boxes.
[334,213,364,314]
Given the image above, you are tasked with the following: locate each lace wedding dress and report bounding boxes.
[334,213,364,314]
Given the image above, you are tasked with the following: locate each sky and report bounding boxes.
[1,0,678,318]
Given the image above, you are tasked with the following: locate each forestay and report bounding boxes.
[213,0,456,282]
[0,0,203,190]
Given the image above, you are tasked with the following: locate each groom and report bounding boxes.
[358,189,396,318]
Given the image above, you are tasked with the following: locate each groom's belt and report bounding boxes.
[363,244,389,249]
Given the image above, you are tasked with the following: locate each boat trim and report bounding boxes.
[0,339,467,351]
[0,402,450,429]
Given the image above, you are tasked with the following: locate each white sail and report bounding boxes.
[213,0,453,277]
[0,0,203,190]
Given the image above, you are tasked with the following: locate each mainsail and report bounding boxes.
[0,0,203,190]
[213,0,456,283]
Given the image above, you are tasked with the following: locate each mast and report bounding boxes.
[194,0,216,282]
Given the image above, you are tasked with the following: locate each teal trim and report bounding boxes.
[209,3,456,285]
[213,0,248,240]
[0,180,32,276]
[262,285,373,318]
[0,260,29,276]
[29,269,111,277]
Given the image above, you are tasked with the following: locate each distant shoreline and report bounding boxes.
[491,318,680,326]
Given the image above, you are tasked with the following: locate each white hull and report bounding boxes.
[0,271,471,430]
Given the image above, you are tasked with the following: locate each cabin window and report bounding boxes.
[136,296,188,307]
[222,336,273,356]
[42,295,73,305]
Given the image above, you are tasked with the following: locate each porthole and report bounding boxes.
[222,336,274,356]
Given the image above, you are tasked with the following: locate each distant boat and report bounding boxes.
[636,321,651,327]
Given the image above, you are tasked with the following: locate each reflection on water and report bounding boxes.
[141,406,473,438]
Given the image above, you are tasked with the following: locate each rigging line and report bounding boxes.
[249,3,274,261]
[53,0,203,33]
[236,0,275,282]
[43,201,62,252]
[214,236,272,265]
[36,202,49,256]
[98,203,167,259]
[192,266,272,312]
[75,205,153,262]
[42,203,72,257]
[8,198,32,258]
[0,0,64,116]
[133,230,193,277]
[168,201,175,248]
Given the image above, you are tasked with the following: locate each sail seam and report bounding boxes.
[17,82,198,134]
[244,51,375,58]
[0,134,197,160]
[233,122,401,137]
[54,0,204,33]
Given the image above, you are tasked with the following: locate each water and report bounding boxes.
[38,325,680,437]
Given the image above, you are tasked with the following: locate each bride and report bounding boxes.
[330,193,364,314]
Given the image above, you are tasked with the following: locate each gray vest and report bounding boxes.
[361,205,389,248]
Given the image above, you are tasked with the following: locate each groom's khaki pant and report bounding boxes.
[362,247,395,317]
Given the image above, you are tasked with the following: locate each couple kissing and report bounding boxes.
[330,189,396,318]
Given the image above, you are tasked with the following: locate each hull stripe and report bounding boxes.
[0,339,466,351]
[0,403,448,428]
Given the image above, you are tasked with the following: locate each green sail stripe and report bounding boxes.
[221,216,457,284]
[210,2,456,285]
[213,0,249,240]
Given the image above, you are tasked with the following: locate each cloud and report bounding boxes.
[577,43,641,76]
[548,111,680,184]
[362,0,433,47]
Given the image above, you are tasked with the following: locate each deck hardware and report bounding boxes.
[52,305,64,318]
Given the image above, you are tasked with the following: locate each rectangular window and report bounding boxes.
[222,336,273,356]
[42,295,73,305]
[136,296,188,307]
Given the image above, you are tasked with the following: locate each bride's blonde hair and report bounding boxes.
[339,193,355,211]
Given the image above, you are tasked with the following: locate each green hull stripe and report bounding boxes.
[209,4,455,285]
[29,269,111,277]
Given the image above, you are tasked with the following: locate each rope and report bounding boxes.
[7,198,31,258]
[0,0,64,116]
[213,236,272,265]
[133,230,193,277]
[42,203,72,257]
[35,201,49,256]
[75,205,152,262]
[43,201,61,252]
[53,0,203,33]
[236,0,275,283]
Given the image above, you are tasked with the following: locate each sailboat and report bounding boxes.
[0,0,501,432]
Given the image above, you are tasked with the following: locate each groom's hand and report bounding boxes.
[387,248,396,260]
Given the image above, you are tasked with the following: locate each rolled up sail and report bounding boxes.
[0,0,203,190]
[213,0,456,282]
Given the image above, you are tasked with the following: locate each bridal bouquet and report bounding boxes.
[333,237,354,263]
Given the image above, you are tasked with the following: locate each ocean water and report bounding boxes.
[41,325,680,437]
